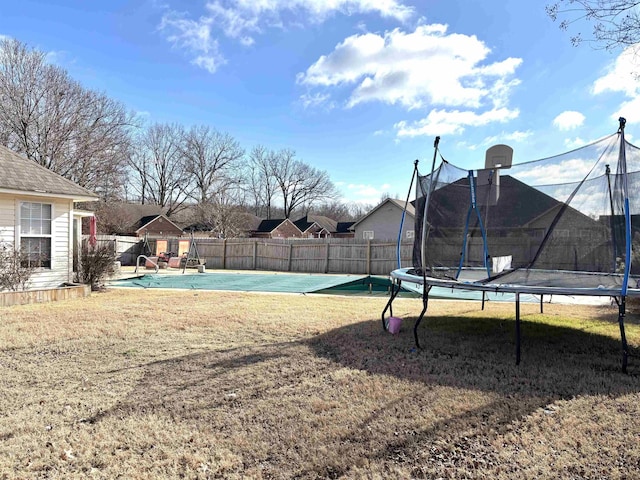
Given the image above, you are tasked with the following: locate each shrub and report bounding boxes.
[0,243,37,291]
[76,243,117,291]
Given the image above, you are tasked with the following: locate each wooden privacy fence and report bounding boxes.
[86,236,415,276]
[193,238,414,275]
[88,235,145,266]
[164,237,414,275]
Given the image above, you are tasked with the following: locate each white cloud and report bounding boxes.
[394,107,520,137]
[299,92,334,110]
[564,137,587,149]
[228,0,415,24]
[482,130,533,145]
[299,25,522,111]
[592,46,640,97]
[592,46,640,122]
[616,95,640,123]
[159,0,414,72]
[343,182,390,204]
[298,24,522,138]
[160,13,226,73]
[553,111,585,131]
[514,158,597,185]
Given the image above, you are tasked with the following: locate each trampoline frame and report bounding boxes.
[382,267,638,372]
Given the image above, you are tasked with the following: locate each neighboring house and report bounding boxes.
[250,215,356,239]
[426,175,605,237]
[0,144,98,290]
[250,219,303,238]
[424,174,610,269]
[294,215,332,238]
[293,215,356,238]
[351,199,415,241]
[182,212,262,238]
[334,221,356,238]
[97,203,183,237]
[134,214,184,238]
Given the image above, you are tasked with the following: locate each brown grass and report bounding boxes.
[0,289,639,479]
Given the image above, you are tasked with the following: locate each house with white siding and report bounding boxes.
[351,198,415,241]
[0,145,99,290]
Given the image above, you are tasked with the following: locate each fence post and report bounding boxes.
[222,238,227,270]
[253,240,258,270]
[288,243,293,272]
[324,241,330,273]
[367,240,371,275]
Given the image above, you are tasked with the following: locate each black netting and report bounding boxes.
[410,129,640,289]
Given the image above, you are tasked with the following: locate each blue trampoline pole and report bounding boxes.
[619,117,631,296]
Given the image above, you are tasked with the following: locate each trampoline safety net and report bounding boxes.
[411,121,640,291]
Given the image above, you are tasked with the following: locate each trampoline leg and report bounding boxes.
[481,291,486,311]
[413,286,431,349]
[381,280,402,331]
[515,293,521,366]
[540,294,544,314]
[617,296,629,374]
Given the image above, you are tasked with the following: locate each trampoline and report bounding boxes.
[382,118,640,372]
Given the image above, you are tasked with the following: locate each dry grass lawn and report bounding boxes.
[0,288,639,479]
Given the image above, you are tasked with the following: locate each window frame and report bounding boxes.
[363,230,374,240]
[18,201,53,269]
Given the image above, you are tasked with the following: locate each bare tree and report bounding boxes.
[270,149,338,218]
[127,146,151,204]
[547,0,640,49]
[129,123,190,216]
[0,38,135,199]
[246,145,279,219]
[92,202,138,235]
[193,181,254,238]
[349,202,375,220]
[309,200,356,221]
[182,125,245,203]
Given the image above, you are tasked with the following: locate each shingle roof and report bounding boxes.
[293,217,313,232]
[307,215,338,232]
[255,219,288,232]
[294,215,342,233]
[336,221,355,233]
[0,144,98,200]
[428,175,560,228]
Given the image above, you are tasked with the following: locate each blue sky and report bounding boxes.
[2,0,639,205]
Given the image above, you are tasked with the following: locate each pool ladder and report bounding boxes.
[135,255,159,274]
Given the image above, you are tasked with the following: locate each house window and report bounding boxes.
[20,202,52,268]
[406,230,415,239]
[363,231,374,240]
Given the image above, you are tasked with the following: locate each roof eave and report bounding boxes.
[73,209,95,218]
[0,187,99,202]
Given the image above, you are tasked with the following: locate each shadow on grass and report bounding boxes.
[87,313,640,478]
[311,313,640,397]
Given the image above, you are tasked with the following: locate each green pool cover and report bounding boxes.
[110,272,419,296]
[109,272,549,302]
